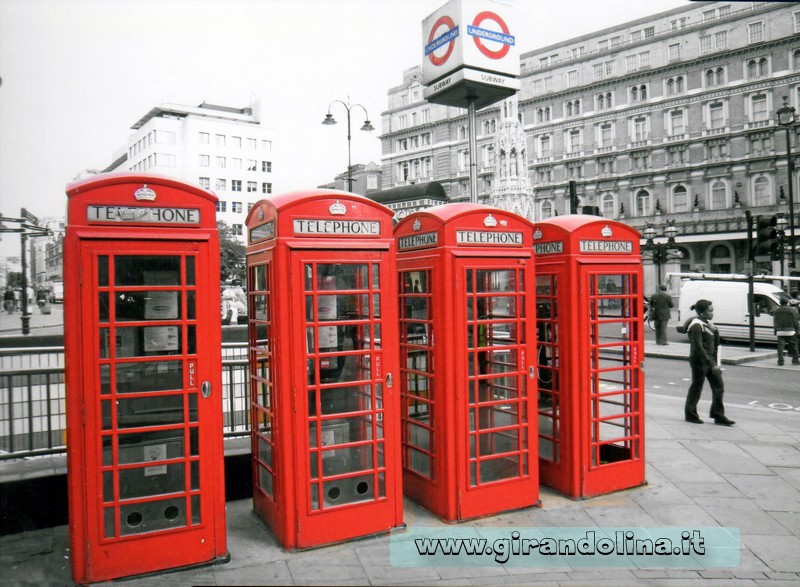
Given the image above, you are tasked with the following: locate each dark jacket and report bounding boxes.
[688,318,719,369]
[773,305,800,334]
[649,291,673,321]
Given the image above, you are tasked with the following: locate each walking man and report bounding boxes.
[773,297,800,366]
[650,284,673,345]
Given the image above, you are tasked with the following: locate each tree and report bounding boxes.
[217,221,246,284]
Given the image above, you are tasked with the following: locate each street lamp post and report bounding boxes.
[642,220,681,288]
[322,99,374,193]
[776,96,797,270]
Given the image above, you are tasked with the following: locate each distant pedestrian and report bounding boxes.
[3,288,14,314]
[649,284,673,345]
[684,299,735,426]
[773,298,800,366]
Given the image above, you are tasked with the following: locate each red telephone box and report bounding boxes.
[394,204,538,521]
[64,174,228,583]
[245,190,403,549]
[532,215,645,498]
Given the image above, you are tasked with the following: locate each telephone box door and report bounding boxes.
[581,266,644,495]
[77,240,224,580]
[292,250,400,546]
[455,258,537,519]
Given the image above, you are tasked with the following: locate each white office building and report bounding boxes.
[105,101,275,242]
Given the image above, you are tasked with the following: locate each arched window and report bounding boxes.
[600,193,616,217]
[753,176,771,206]
[640,85,647,99]
[794,48,800,69]
[710,244,732,274]
[666,78,674,94]
[598,94,605,109]
[631,86,638,101]
[672,185,689,212]
[706,69,714,86]
[545,107,550,121]
[574,100,581,114]
[537,108,544,122]
[676,76,684,92]
[566,102,573,117]
[635,189,651,216]
[540,199,554,219]
[606,92,612,107]
[710,180,727,209]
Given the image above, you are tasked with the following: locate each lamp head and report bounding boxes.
[664,221,679,240]
[360,120,375,132]
[777,96,796,127]
[322,113,337,125]
[643,224,656,241]
[776,214,789,232]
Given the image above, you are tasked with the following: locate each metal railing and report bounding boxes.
[0,343,251,461]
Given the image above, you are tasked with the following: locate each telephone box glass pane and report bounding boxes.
[98,255,109,286]
[99,293,109,323]
[115,256,181,286]
[116,291,181,322]
[116,394,184,428]
[116,361,183,393]
[185,256,196,286]
[186,291,196,320]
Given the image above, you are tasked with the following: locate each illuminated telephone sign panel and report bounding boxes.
[394,203,539,521]
[245,189,403,549]
[64,173,228,583]
[532,215,645,498]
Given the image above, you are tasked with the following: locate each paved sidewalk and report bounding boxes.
[3,382,800,586]
[0,304,64,336]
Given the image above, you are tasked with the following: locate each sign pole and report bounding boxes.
[468,97,479,204]
[745,210,755,352]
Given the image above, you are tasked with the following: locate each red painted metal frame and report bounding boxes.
[245,190,403,549]
[394,204,539,521]
[532,215,645,498]
[64,173,227,584]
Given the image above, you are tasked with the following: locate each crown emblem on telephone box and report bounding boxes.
[134,185,157,201]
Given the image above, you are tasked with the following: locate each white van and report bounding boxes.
[677,279,792,343]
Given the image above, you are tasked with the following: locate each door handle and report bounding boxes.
[201,381,212,398]
[386,373,393,388]
[529,366,536,380]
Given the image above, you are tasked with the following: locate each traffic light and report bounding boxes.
[754,215,778,260]
[567,180,578,214]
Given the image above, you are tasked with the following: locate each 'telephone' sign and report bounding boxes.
[422,0,519,87]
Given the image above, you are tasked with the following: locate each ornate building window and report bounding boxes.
[752,175,771,206]
[635,189,651,216]
[710,180,729,209]
[672,185,689,212]
[705,66,725,87]
[600,193,616,217]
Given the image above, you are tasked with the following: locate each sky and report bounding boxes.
[0,0,690,257]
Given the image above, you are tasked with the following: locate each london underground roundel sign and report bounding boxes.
[468,10,514,60]
[425,15,459,66]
